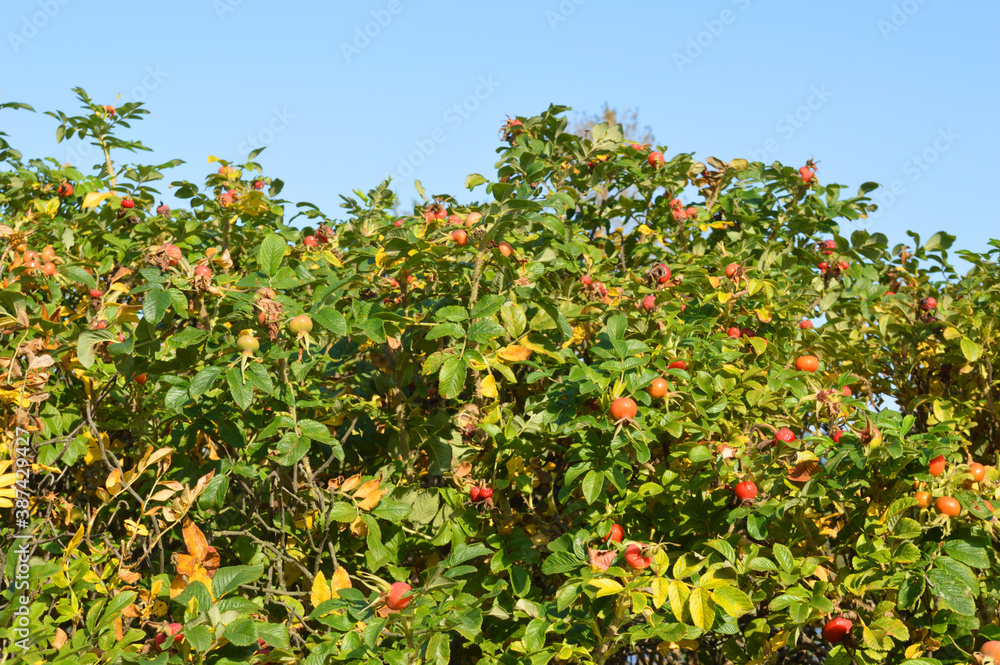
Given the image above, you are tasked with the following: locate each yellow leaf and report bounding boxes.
[730,158,749,170]
[688,587,715,630]
[311,571,332,607]
[498,345,533,362]
[718,291,732,304]
[124,519,148,537]
[658,640,699,654]
[756,308,772,323]
[207,155,220,163]
[331,566,352,597]
[651,578,669,609]
[707,276,721,289]
[63,525,85,563]
[588,578,624,598]
[323,250,343,268]
[637,224,654,235]
[82,191,112,208]
[481,374,498,399]
[374,247,388,269]
[767,631,789,653]
[561,326,588,350]
[904,644,923,659]
[667,580,689,621]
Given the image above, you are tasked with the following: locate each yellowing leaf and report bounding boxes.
[311,570,332,606]
[688,588,715,630]
[904,644,923,659]
[651,578,669,609]
[667,580,689,620]
[637,224,654,235]
[481,374,498,399]
[498,345,533,362]
[718,291,732,304]
[756,308,772,323]
[330,566,352,597]
[374,247,388,269]
[588,578,624,598]
[82,191,112,208]
[707,276,721,289]
[124,519,148,537]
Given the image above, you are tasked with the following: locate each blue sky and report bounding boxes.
[2,0,997,259]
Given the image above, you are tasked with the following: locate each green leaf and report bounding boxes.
[226,367,253,410]
[711,586,754,619]
[212,565,264,599]
[143,287,172,324]
[425,631,451,665]
[258,234,287,277]
[438,356,467,399]
[254,622,290,649]
[581,470,604,504]
[224,618,256,647]
[465,173,488,190]
[313,307,347,336]
[197,474,229,511]
[76,329,116,369]
[189,366,222,398]
[524,618,548,652]
[501,303,527,338]
[960,337,983,363]
[605,315,627,341]
[426,322,465,341]
[328,502,358,523]
[435,305,468,322]
[943,539,990,569]
[184,625,213,652]
[470,294,506,320]
[542,551,583,575]
[772,543,794,573]
[467,319,506,344]
[927,558,977,615]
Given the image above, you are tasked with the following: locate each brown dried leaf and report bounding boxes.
[358,488,386,512]
[340,474,362,493]
[150,488,177,502]
[353,479,382,500]
[181,518,209,561]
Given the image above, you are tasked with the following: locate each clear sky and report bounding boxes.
[2,0,998,260]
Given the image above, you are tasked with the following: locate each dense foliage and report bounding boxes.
[2,90,1000,665]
